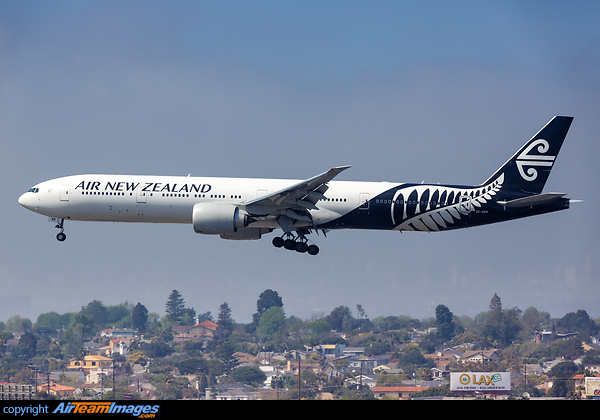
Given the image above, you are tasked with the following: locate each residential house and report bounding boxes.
[87,367,114,385]
[373,363,402,375]
[424,351,460,373]
[431,367,445,380]
[69,355,113,371]
[312,344,346,358]
[372,386,430,400]
[348,357,377,373]
[215,389,252,400]
[106,337,135,357]
[172,321,217,343]
[525,364,544,376]
[585,364,600,375]
[100,328,137,339]
[37,382,76,398]
[345,374,378,389]
[343,347,365,358]
[286,360,321,376]
[532,330,578,345]
[460,350,499,364]
[259,365,278,387]
[206,384,254,400]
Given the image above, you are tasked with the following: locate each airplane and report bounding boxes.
[19,116,573,255]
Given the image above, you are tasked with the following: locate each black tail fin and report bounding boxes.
[482,116,573,195]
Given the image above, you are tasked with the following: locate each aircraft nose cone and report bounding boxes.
[18,192,37,210]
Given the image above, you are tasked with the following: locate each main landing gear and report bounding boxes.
[272,233,319,255]
[55,218,66,242]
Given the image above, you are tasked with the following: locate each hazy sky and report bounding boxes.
[1,1,599,324]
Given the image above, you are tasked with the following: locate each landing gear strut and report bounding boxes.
[272,232,319,255]
[55,218,66,242]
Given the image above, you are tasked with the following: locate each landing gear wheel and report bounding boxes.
[55,218,66,242]
[295,242,308,253]
[273,231,320,255]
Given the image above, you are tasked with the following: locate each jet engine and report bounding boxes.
[192,203,248,235]
[192,202,270,240]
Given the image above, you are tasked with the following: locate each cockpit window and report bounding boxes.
[28,188,40,193]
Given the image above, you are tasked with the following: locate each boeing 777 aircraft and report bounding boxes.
[19,116,573,255]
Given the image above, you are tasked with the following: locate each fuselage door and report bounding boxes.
[358,193,370,210]
[60,185,70,201]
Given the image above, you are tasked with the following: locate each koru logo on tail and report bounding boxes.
[516,139,555,181]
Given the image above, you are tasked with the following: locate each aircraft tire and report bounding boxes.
[307,245,319,255]
[295,242,308,253]
[57,232,67,242]
[272,237,284,248]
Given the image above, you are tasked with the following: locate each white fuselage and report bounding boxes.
[18,174,396,229]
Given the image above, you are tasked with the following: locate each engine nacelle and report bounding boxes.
[192,203,248,235]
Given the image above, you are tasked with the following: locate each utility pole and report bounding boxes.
[275,366,279,400]
[45,371,51,396]
[298,356,301,400]
[112,360,116,400]
[359,360,363,398]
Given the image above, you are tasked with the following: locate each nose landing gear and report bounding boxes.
[272,232,319,255]
[55,218,66,242]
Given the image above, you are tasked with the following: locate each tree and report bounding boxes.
[522,307,550,333]
[216,302,234,341]
[14,331,37,359]
[488,293,502,318]
[231,365,266,386]
[482,293,522,346]
[215,339,239,373]
[131,303,148,332]
[81,300,108,330]
[5,315,33,333]
[35,311,73,333]
[252,289,283,326]
[256,307,286,342]
[557,310,599,336]
[325,306,352,332]
[435,304,456,343]
[176,357,207,375]
[165,290,185,323]
[106,302,132,326]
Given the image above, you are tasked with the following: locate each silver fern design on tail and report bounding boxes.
[392,174,504,232]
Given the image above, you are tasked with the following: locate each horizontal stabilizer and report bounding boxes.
[497,193,566,208]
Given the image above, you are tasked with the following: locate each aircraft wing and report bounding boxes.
[242,166,351,232]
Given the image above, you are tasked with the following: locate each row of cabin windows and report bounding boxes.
[375,199,460,206]
[81,191,243,200]
[80,191,351,203]
[161,194,243,199]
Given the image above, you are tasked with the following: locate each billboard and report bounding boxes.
[450,372,511,392]
[585,377,600,398]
